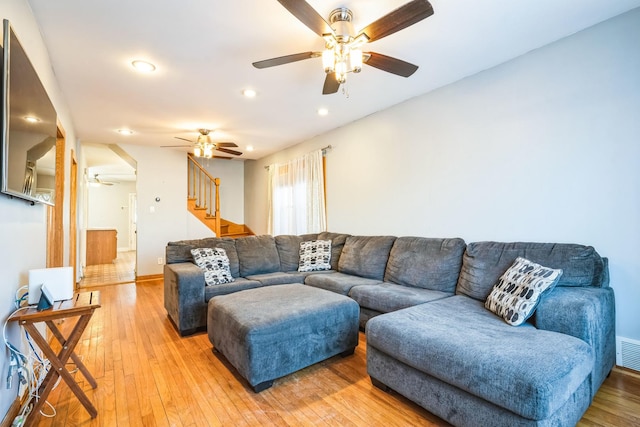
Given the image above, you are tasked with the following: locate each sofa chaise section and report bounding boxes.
[366,241,614,426]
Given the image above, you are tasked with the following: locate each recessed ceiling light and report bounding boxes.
[117,129,134,135]
[131,60,156,73]
[246,145,254,152]
[24,116,41,123]
[317,108,329,116]
[242,89,257,98]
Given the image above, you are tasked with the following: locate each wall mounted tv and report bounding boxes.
[1,19,58,206]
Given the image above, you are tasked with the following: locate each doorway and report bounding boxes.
[79,143,137,287]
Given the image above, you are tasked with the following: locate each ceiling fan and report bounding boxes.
[88,174,117,186]
[162,129,242,159]
[252,0,434,94]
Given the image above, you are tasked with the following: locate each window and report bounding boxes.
[268,149,326,235]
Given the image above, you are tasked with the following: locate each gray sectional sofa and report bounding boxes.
[163,233,615,426]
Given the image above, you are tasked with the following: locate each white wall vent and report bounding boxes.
[616,336,640,372]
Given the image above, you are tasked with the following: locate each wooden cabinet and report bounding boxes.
[86,229,117,265]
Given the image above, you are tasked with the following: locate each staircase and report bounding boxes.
[187,154,254,238]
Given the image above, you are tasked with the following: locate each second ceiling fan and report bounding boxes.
[253,0,434,94]
[162,129,242,159]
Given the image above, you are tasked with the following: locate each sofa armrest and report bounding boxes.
[533,286,615,398]
[164,262,206,335]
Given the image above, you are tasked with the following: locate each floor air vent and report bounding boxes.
[617,337,640,372]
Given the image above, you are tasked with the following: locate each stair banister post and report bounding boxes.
[214,178,221,237]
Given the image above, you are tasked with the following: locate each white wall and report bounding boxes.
[0,0,77,419]
[87,181,136,251]
[116,145,215,275]
[245,8,640,345]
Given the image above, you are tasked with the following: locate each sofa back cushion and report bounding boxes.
[384,237,466,292]
[318,232,350,271]
[166,237,240,277]
[338,235,396,280]
[456,241,608,301]
[235,235,281,277]
[275,234,318,272]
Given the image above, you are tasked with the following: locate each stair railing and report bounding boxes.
[187,154,221,236]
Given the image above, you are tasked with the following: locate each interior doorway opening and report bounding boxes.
[79,143,137,287]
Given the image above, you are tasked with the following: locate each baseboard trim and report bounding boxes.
[136,274,163,283]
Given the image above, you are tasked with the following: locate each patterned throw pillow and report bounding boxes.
[485,257,562,326]
[190,248,235,286]
[298,240,332,272]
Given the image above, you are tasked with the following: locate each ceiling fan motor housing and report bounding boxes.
[329,8,356,42]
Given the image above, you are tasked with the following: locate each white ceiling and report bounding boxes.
[27,0,640,165]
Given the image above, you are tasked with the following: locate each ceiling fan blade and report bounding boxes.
[253,52,318,69]
[359,0,434,42]
[216,147,243,156]
[174,136,196,143]
[364,52,418,77]
[215,142,238,147]
[161,144,192,148]
[322,73,340,95]
[277,0,333,36]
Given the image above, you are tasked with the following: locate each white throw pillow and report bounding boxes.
[191,248,235,286]
[298,240,332,272]
[485,257,562,326]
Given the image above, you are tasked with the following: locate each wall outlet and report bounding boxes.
[157,257,164,265]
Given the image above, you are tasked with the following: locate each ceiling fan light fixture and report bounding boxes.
[322,49,335,73]
[349,49,363,73]
[203,144,214,158]
[194,146,203,157]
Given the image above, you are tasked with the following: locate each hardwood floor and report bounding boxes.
[31,280,640,426]
[79,251,136,288]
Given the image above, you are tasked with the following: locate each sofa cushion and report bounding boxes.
[166,237,240,278]
[317,232,350,271]
[244,271,306,285]
[298,240,332,272]
[485,257,562,326]
[275,234,318,272]
[235,235,281,277]
[190,247,235,286]
[305,272,383,295]
[384,236,466,292]
[349,283,451,313]
[366,296,594,420]
[204,277,263,301]
[338,236,396,280]
[457,241,607,301]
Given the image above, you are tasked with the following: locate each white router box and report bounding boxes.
[28,266,74,305]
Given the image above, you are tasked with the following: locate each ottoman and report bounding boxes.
[207,283,359,392]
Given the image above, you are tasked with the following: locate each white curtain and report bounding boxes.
[268,149,326,235]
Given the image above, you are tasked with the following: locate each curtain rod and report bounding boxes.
[264,145,332,170]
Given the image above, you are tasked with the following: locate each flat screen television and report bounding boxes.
[1,19,58,206]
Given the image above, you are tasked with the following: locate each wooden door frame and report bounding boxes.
[69,150,78,287]
[47,123,66,267]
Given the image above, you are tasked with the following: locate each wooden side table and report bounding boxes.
[8,291,101,426]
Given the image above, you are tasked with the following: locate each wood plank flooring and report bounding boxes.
[79,251,136,288]
[31,280,640,426]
